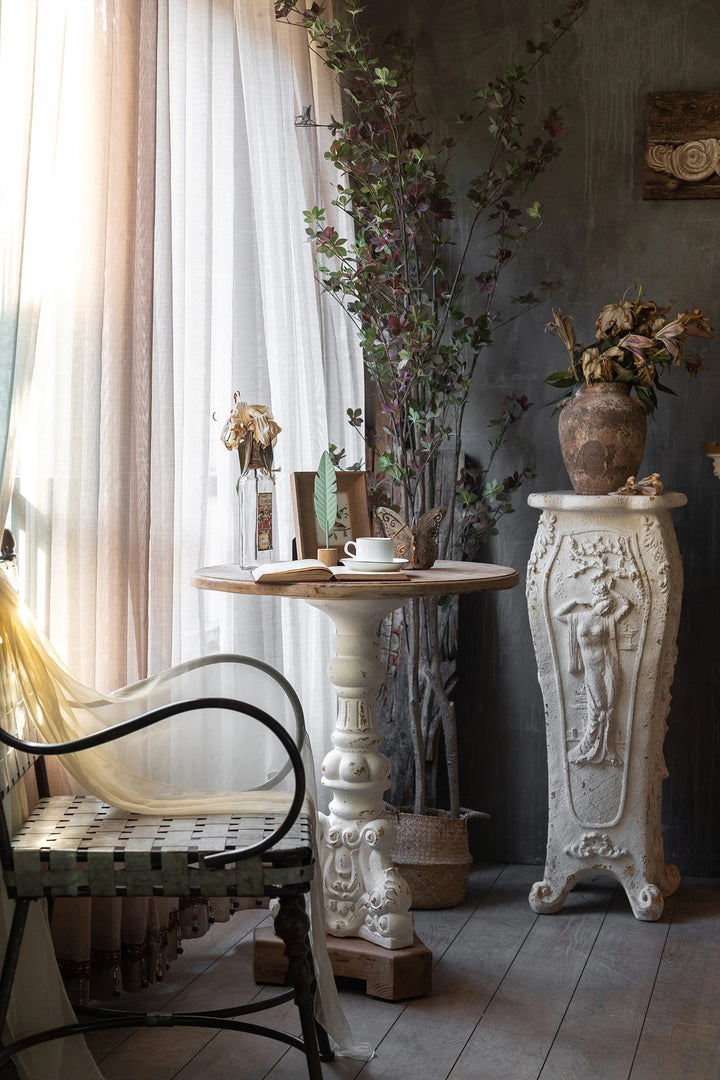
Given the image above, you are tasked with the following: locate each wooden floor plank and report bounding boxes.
[345,864,541,1080]
[172,987,294,1080]
[538,885,676,1080]
[629,879,720,1080]
[412,862,506,962]
[88,908,274,1078]
[447,876,617,1080]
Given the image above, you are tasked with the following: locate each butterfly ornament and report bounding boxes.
[375,507,447,569]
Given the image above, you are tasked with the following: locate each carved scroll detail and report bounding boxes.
[526,512,556,605]
[646,138,720,182]
[527,511,556,572]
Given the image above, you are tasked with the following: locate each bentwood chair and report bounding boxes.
[0,647,332,1077]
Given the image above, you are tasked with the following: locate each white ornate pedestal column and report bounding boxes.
[526,491,685,921]
[306,595,415,950]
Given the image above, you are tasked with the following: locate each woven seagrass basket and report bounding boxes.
[389,807,474,909]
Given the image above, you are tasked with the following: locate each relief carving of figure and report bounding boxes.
[556,579,632,765]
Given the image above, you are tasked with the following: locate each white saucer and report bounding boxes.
[340,557,408,573]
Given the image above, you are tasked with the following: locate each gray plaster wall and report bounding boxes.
[359,0,720,872]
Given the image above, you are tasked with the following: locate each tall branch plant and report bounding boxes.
[278,0,589,817]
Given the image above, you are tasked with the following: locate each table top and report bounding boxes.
[192,559,519,600]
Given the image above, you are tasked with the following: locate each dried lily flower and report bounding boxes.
[652,319,685,361]
[619,334,654,363]
[680,310,713,338]
[595,301,635,340]
[546,308,576,356]
[581,345,615,381]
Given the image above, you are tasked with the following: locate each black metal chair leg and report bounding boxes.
[274,893,324,1080]
[0,900,30,1032]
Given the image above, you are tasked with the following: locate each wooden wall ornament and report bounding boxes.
[644,90,720,199]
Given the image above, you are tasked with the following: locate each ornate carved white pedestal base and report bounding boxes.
[526,492,685,922]
[307,596,414,950]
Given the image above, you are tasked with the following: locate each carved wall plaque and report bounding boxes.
[644,90,720,199]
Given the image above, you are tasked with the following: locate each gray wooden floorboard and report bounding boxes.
[537,885,676,1080]
[448,876,617,1080]
[82,866,720,1080]
[628,879,720,1080]
[86,904,271,1072]
[351,864,541,1080]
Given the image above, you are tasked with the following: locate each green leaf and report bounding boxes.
[635,386,657,414]
[545,371,578,388]
[313,450,338,548]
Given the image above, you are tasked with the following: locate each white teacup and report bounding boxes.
[344,536,395,563]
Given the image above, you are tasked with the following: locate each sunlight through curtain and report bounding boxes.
[1,0,364,1049]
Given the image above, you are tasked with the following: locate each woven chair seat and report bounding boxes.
[5,794,314,900]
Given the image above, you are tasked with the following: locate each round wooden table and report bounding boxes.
[192,560,518,954]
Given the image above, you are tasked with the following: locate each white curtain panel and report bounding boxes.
[10,0,364,785]
[0,7,108,1076]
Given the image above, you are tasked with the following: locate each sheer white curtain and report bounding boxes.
[0,7,107,1074]
[9,0,363,773]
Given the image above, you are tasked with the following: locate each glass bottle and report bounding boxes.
[237,455,276,568]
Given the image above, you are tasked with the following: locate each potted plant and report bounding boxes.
[278,0,589,905]
[546,289,712,494]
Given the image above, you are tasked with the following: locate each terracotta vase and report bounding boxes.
[557,382,647,495]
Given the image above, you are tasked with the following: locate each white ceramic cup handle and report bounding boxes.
[344,540,357,557]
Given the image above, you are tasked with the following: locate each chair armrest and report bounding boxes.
[0,697,307,861]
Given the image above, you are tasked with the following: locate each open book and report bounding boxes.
[251,558,410,583]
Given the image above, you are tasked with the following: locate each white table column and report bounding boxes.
[306,595,415,950]
[526,492,685,921]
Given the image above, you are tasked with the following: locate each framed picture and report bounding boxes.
[290,471,371,558]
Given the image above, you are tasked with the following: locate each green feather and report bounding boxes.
[313,451,338,548]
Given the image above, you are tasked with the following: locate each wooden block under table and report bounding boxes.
[253,928,432,1001]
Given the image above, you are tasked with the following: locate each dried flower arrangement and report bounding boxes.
[546,287,712,413]
[220,393,281,481]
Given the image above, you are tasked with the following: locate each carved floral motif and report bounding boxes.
[564,831,629,859]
